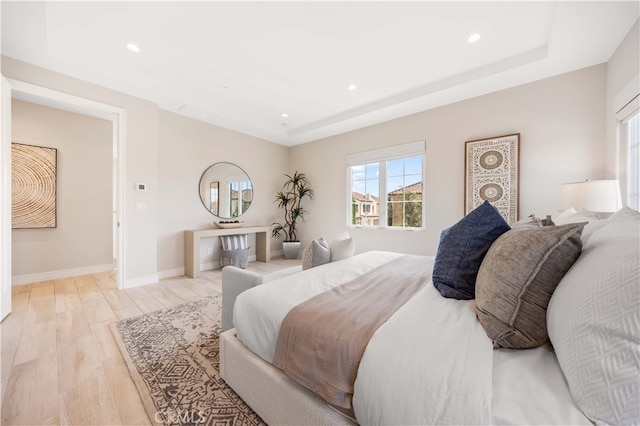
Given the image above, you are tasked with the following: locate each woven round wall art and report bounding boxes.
[464,134,519,224]
[11,143,57,229]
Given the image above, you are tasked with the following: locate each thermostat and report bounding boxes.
[136,183,146,191]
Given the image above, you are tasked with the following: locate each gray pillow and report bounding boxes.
[512,213,555,229]
[475,223,585,349]
[511,214,542,229]
[301,237,330,270]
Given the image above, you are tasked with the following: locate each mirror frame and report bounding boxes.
[198,162,253,219]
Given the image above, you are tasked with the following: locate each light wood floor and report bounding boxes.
[0,257,301,425]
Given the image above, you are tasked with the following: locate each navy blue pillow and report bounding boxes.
[433,201,510,300]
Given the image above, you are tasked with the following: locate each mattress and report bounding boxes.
[233,251,591,425]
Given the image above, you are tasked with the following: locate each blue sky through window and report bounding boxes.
[351,156,422,197]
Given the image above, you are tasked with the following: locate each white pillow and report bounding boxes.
[555,208,608,244]
[554,208,599,225]
[547,207,640,425]
[554,207,577,224]
[329,233,355,262]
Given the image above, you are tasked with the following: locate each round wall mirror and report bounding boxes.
[199,162,253,218]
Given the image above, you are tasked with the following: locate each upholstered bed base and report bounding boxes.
[220,328,356,425]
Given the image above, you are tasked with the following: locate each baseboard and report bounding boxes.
[157,267,185,280]
[197,254,259,275]
[200,261,219,272]
[123,273,159,289]
[158,253,268,281]
[12,263,116,286]
[12,251,277,287]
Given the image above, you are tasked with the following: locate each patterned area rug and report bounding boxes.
[111,296,265,426]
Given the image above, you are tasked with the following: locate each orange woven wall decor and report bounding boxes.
[11,143,57,229]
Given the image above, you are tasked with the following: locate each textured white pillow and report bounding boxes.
[547,207,640,425]
[301,237,330,270]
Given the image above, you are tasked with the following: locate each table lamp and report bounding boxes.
[560,179,622,212]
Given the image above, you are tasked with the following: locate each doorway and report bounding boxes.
[5,78,125,290]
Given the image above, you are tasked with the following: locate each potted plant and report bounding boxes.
[272,171,314,259]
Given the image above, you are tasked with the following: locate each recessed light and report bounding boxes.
[282,113,289,118]
[126,43,140,53]
[467,33,481,43]
[348,83,357,91]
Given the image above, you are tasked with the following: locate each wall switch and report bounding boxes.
[135,202,146,211]
[207,248,213,254]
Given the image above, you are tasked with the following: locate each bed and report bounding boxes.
[219,206,639,425]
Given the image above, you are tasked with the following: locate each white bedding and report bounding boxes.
[353,281,493,425]
[233,251,591,425]
[234,251,403,363]
[492,345,592,425]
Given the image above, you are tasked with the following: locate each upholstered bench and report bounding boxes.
[221,265,302,331]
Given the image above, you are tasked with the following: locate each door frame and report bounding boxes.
[1,76,12,320]
[5,78,126,289]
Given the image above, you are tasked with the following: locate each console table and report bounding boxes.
[184,226,271,278]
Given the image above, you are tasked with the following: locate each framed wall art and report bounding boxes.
[11,142,58,229]
[464,133,519,224]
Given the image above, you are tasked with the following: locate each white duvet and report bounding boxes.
[234,251,493,424]
[234,251,404,363]
[233,251,591,425]
[354,281,493,425]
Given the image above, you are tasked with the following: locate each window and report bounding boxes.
[615,75,639,211]
[351,163,380,226]
[627,112,639,210]
[387,156,423,227]
[228,180,252,217]
[348,141,425,229]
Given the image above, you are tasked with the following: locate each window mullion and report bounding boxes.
[379,161,387,229]
[628,113,640,210]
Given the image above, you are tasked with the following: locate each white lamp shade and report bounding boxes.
[560,180,622,212]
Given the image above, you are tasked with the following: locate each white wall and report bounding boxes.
[291,65,607,256]
[2,57,291,285]
[606,19,639,202]
[11,100,113,280]
[2,56,159,286]
[157,110,289,277]
[2,25,636,279]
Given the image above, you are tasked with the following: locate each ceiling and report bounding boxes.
[2,1,638,146]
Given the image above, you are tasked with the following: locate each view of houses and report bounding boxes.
[352,181,423,227]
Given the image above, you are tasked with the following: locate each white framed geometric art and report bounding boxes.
[464,133,519,224]
[11,142,58,229]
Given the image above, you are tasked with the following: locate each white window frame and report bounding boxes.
[623,111,639,210]
[346,141,426,230]
[615,74,640,210]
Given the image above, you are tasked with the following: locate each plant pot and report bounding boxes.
[282,241,302,259]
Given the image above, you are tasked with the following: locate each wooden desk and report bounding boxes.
[184,226,271,278]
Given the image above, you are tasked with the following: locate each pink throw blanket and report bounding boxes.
[272,254,431,411]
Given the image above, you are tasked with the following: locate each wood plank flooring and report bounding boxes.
[0,257,300,425]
